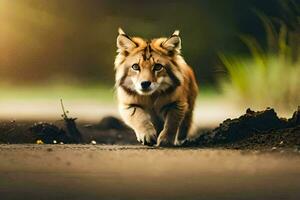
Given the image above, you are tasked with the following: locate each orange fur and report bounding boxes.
[115,28,198,146]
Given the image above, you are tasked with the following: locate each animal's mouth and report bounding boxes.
[138,88,155,95]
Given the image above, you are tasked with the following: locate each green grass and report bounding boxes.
[0,83,116,102]
[219,54,300,111]
[219,3,300,111]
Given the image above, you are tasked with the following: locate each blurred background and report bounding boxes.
[0,0,299,126]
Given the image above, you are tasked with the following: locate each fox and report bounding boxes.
[114,28,198,146]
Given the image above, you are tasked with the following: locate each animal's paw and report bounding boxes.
[136,129,157,146]
[174,139,185,146]
[156,131,174,147]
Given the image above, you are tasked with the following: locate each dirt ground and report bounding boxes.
[1,144,300,200]
[0,106,299,199]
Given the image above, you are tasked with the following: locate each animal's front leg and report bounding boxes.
[157,102,187,146]
[119,105,157,146]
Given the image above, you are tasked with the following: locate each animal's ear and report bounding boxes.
[117,28,136,51]
[162,30,181,53]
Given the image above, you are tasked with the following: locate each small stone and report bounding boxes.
[59,142,64,144]
[36,140,44,144]
[279,141,284,145]
[91,140,97,145]
[271,147,277,151]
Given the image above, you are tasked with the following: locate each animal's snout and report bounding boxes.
[141,81,151,90]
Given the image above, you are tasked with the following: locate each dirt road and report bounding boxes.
[0,145,300,200]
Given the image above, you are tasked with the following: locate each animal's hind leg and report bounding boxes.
[157,102,187,146]
[175,111,193,145]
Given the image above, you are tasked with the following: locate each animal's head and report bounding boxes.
[114,28,185,96]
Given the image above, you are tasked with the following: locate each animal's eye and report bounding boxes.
[153,64,163,71]
[131,64,140,71]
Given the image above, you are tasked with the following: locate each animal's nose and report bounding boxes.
[141,81,151,90]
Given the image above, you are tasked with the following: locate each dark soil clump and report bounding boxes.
[29,122,68,144]
[186,107,300,150]
[0,117,136,145]
[0,100,135,145]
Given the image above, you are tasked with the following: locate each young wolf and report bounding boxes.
[114,28,198,146]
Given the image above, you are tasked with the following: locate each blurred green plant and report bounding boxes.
[219,0,300,111]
